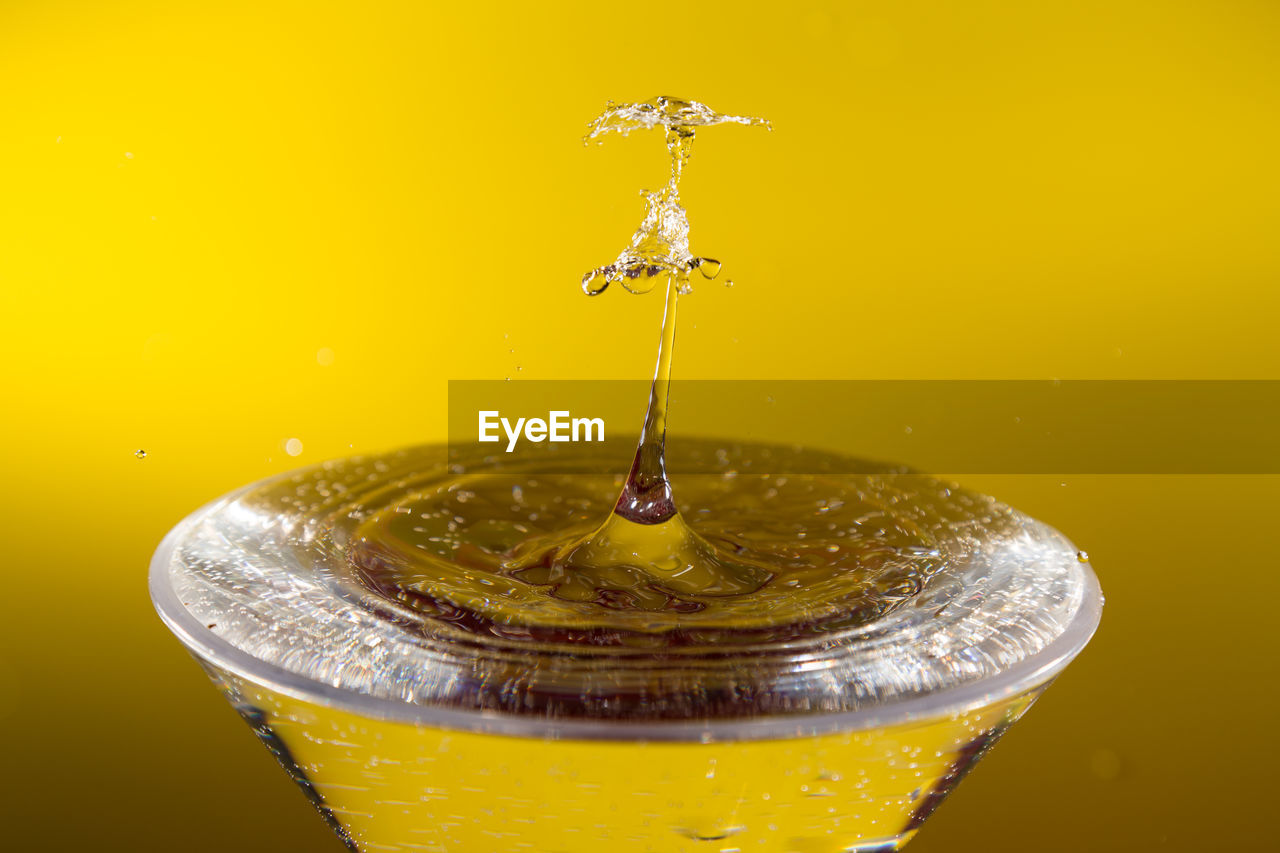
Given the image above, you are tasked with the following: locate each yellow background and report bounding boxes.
[1,1,1277,850]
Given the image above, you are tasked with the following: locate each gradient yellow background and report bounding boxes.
[2,1,1277,850]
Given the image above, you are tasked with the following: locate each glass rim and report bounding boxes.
[150,484,1103,743]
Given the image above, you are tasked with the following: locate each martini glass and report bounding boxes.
[151,441,1101,852]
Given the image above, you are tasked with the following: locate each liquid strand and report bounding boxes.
[580,96,769,530]
[613,274,679,523]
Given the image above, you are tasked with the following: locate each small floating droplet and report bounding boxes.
[134,449,147,459]
[1077,550,1090,563]
[724,279,734,287]
[285,438,304,457]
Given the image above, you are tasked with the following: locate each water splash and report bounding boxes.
[578,96,770,534]
[580,96,770,297]
[542,96,776,599]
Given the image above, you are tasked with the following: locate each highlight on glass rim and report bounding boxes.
[8,4,1278,852]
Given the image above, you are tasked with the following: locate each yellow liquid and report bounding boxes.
[206,664,1042,853]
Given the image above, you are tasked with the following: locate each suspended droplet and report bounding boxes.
[724,279,734,287]
[695,257,722,279]
[621,273,661,295]
[1076,550,1090,563]
[582,269,611,295]
[134,449,147,459]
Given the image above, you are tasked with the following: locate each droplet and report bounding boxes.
[582,269,611,295]
[285,438,304,457]
[724,279,734,287]
[695,257,722,279]
[1076,550,1090,563]
[134,449,147,459]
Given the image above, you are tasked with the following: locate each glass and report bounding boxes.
[150,443,1102,852]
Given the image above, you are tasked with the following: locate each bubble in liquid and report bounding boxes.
[285,438,304,457]
[134,449,147,459]
[1077,550,1090,563]
[316,347,335,366]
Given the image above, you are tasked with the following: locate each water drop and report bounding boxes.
[695,258,722,279]
[1076,550,1090,563]
[582,269,610,295]
[134,449,147,459]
